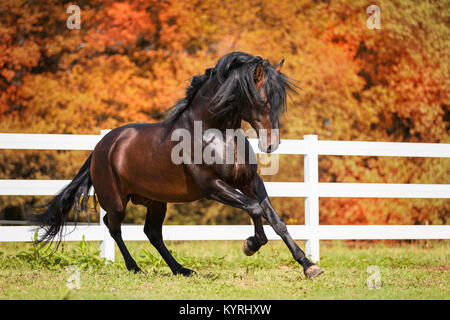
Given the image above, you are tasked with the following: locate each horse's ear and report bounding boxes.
[254,62,264,87]
[274,59,285,72]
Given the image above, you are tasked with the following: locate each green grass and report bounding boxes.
[0,239,449,300]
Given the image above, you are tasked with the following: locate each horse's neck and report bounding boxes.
[180,83,242,132]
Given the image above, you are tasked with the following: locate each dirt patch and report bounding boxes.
[412,265,450,272]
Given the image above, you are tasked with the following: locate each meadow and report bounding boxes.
[0,239,448,300]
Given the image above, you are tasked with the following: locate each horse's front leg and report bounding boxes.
[246,175,325,279]
[194,173,323,278]
[239,185,268,256]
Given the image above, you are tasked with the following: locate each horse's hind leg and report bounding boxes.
[96,188,141,272]
[144,201,196,276]
[103,210,141,273]
[91,144,141,273]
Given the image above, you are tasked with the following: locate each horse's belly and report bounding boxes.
[127,171,204,203]
[118,155,203,203]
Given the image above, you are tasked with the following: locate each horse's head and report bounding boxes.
[195,52,296,153]
[240,59,286,153]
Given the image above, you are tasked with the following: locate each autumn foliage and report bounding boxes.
[0,0,448,226]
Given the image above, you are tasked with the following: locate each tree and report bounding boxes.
[0,0,448,226]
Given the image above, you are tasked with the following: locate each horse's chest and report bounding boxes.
[202,131,257,187]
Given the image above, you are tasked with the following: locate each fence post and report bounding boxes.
[99,129,115,262]
[304,135,320,263]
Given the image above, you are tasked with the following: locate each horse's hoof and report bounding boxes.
[304,265,324,279]
[242,239,256,256]
[176,267,197,277]
[129,266,143,274]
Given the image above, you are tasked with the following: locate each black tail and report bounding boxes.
[31,154,95,243]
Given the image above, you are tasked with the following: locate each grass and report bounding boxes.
[0,239,449,300]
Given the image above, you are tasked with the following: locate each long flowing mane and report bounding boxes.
[164,52,297,130]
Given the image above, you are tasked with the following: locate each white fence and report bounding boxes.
[0,131,449,263]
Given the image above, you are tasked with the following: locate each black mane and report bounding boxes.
[164,52,297,130]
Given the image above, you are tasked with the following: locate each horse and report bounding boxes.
[32,52,324,279]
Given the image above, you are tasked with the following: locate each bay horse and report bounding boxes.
[33,52,324,278]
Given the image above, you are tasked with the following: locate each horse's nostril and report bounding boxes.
[267,145,273,153]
